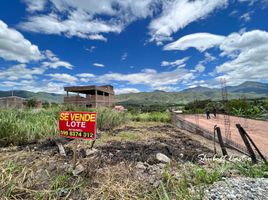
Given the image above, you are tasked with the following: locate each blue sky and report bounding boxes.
[0,0,268,94]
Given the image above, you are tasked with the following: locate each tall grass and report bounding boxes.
[0,108,58,146]
[0,106,171,146]
[130,112,171,123]
[0,106,129,146]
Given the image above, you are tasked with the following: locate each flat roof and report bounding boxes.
[64,85,114,94]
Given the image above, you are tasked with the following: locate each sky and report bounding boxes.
[0,0,268,94]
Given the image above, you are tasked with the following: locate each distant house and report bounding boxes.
[35,100,43,108]
[0,96,25,108]
[113,105,127,112]
[64,85,115,108]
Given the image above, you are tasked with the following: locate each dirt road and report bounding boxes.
[183,114,268,156]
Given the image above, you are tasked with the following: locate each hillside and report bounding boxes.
[117,81,268,105]
[0,90,64,103]
[0,81,267,104]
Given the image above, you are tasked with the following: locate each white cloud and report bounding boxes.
[161,57,189,67]
[114,88,140,94]
[163,29,268,85]
[0,20,42,63]
[23,0,47,12]
[76,73,95,83]
[48,73,77,83]
[214,30,268,85]
[203,52,216,63]
[121,52,128,61]
[152,86,179,92]
[76,73,95,78]
[42,61,72,69]
[93,63,105,67]
[20,0,157,41]
[149,0,228,44]
[238,0,266,5]
[219,30,268,56]
[85,46,96,53]
[240,12,251,22]
[96,67,195,87]
[0,64,45,81]
[18,13,122,41]
[43,50,72,69]
[195,64,205,73]
[164,33,225,52]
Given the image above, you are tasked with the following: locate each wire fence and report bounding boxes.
[171,113,267,159]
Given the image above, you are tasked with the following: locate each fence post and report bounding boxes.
[215,126,228,157]
[236,124,257,164]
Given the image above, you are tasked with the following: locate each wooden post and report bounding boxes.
[236,124,257,164]
[73,140,78,169]
[236,124,267,164]
[213,125,217,155]
[244,131,267,164]
[215,126,228,157]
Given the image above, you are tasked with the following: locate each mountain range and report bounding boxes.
[0,81,267,105]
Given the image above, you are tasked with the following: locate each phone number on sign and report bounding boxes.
[60,131,94,138]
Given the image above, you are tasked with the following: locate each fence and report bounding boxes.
[172,113,252,157]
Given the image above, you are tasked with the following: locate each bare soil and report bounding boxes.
[183,114,268,156]
[0,122,217,199]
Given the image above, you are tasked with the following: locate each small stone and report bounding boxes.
[153,180,161,188]
[156,153,170,163]
[72,164,85,176]
[86,148,98,156]
[48,162,57,171]
[136,162,147,170]
[227,194,236,199]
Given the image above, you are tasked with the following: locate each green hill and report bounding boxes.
[116,81,268,105]
[0,90,64,103]
[0,81,267,104]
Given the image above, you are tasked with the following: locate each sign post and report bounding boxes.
[72,139,78,169]
[59,111,97,168]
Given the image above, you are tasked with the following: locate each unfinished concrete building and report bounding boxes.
[64,85,115,108]
[0,96,25,108]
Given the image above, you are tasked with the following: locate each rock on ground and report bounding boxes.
[156,153,170,163]
[205,177,268,200]
[72,164,85,176]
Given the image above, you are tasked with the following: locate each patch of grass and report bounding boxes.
[51,174,70,190]
[151,160,268,200]
[130,112,171,123]
[89,164,146,200]
[95,123,172,145]
[151,164,216,200]
[233,160,268,178]
[96,107,131,131]
[0,106,129,146]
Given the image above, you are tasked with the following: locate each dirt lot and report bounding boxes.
[0,122,215,199]
[182,114,268,156]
